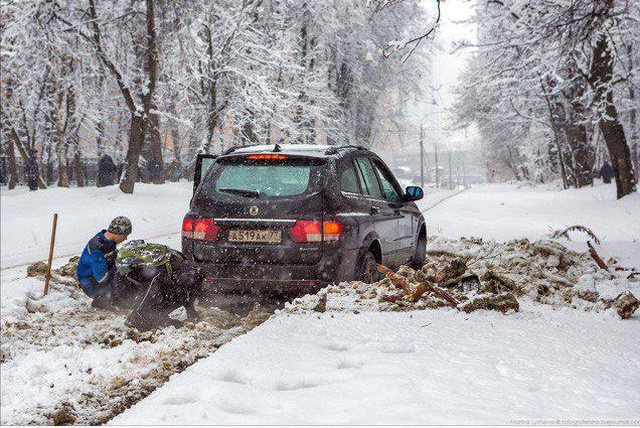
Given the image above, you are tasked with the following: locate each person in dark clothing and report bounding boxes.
[147,157,163,183]
[76,216,132,309]
[0,155,6,185]
[97,154,118,187]
[167,159,182,182]
[123,252,203,331]
[25,149,40,191]
[600,161,614,184]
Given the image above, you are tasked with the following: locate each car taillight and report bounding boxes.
[323,221,343,241]
[246,154,288,160]
[181,218,194,239]
[182,218,219,241]
[291,220,342,243]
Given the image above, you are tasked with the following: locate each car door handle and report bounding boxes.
[371,206,381,214]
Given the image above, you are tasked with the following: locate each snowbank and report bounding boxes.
[111,306,640,425]
[0,182,192,268]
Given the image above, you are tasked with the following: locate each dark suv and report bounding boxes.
[182,144,426,297]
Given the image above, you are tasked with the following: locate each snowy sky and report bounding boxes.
[407,0,478,153]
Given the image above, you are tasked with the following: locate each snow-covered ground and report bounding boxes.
[0,182,251,425]
[424,182,640,267]
[113,181,640,425]
[0,182,192,269]
[112,305,639,425]
[2,181,639,425]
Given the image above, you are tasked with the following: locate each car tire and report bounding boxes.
[410,233,426,270]
[358,250,381,283]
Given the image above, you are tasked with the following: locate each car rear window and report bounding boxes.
[199,156,326,199]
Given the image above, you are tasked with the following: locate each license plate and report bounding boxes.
[228,229,282,243]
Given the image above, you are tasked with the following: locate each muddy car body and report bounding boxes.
[182,144,426,298]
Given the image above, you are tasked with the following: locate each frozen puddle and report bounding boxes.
[0,272,267,425]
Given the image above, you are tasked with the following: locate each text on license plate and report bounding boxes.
[228,229,282,243]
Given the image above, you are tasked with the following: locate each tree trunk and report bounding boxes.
[563,122,593,187]
[55,130,69,187]
[204,80,218,154]
[117,0,158,194]
[590,33,636,198]
[147,100,164,184]
[96,121,105,159]
[540,88,568,189]
[56,88,72,188]
[119,113,146,194]
[87,0,157,193]
[561,70,594,188]
[74,151,85,187]
[241,120,259,144]
[46,144,55,186]
[7,138,18,190]
[171,128,181,162]
[628,44,639,184]
[73,118,85,187]
[10,127,46,189]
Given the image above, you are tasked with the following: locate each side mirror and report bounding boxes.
[404,186,424,202]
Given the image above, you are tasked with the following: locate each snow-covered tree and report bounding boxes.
[1,0,432,192]
[454,0,638,198]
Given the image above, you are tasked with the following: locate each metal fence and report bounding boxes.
[0,156,196,187]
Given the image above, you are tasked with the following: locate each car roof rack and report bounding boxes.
[221,143,284,156]
[220,143,367,157]
[324,145,367,155]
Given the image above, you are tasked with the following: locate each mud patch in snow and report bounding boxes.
[0,272,273,425]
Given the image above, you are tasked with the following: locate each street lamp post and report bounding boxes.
[448,151,453,190]
[419,123,425,189]
[435,139,439,189]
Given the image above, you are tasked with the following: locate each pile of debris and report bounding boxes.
[284,236,639,319]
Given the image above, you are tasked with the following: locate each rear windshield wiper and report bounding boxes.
[218,188,261,198]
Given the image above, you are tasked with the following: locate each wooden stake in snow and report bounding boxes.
[43,213,58,296]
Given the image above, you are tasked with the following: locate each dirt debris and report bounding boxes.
[312,290,327,313]
[53,256,79,280]
[459,293,520,314]
[479,270,518,295]
[283,236,639,319]
[26,261,48,277]
[50,403,77,426]
[614,292,640,320]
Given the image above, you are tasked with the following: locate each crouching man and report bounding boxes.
[76,216,132,309]
[115,241,204,331]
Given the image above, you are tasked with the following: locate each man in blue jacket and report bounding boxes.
[76,216,132,309]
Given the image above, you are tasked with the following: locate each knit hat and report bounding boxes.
[108,216,132,235]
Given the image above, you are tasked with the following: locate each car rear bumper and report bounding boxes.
[185,243,359,295]
[198,260,336,295]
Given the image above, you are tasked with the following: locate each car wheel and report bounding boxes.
[410,233,426,270]
[359,251,381,283]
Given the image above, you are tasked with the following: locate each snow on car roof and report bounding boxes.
[232,144,333,154]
